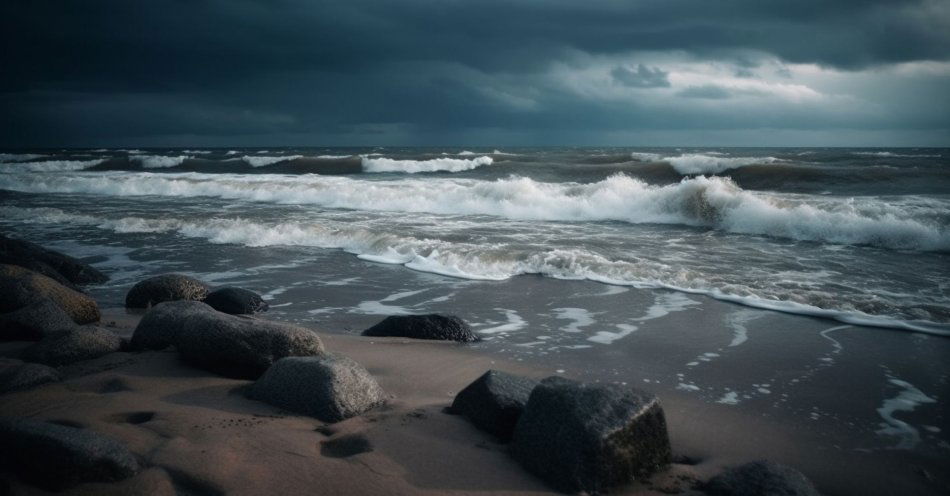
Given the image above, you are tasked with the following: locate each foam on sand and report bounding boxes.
[361,155,493,173]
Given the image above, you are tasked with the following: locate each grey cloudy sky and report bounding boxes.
[2,0,949,147]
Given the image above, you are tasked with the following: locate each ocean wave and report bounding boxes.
[131,155,191,168]
[361,155,493,173]
[631,152,780,174]
[0,153,47,162]
[182,150,213,154]
[0,159,106,172]
[852,151,941,158]
[316,154,352,159]
[233,155,303,167]
[1,172,947,251]
[1,204,946,335]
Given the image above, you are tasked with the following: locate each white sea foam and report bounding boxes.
[0,153,47,162]
[316,154,351,159]
[131,155,191,168]
[876,377,937,449]
[182,150,212,154]
[361,155,493,173]
[553,307,597,333]
[235,155,303,167]
[0,159,106,172]
[631,152,780,174]
[853,151,941,158]
[476,309,527,334]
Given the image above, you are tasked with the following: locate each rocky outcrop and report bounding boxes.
[510,376,672,493]
[174,311,324,379]
[203,287,269,314]
[0,234,108,287]
[21,327,123,367]
[0,299,75,341]
[362,314,479,342]
[704,460,821,496]
[0,418,140,490]
[448,370,538,441]
[0,359,60,394]
[124,273,210,309]
[0,264,100,324]
[130,300,213,351]
[248,354,385,422]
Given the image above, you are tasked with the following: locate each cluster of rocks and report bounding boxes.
[124,273,270,315]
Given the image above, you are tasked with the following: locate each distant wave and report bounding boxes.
[182,150,213,154]
[361,155,493,173]
[316,154,352,159]
[852,151,941,158]
[0,153,47,162]
[0,159,106,172]
[2,171,947,252]
[130,155,191,168]
[631,152,780,174]
[232,155,303,167]
[2,204,946,335]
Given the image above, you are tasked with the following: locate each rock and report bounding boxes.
[175,312,324,379]
[0,264,100,324]
[248,354,385,422]
[21,327,123,367]
[203,287,269,314]
[704,460,821,496]
[449,370,538,441]
[0,234,108,286]
[0,417,140,490]
[362,314,479,342]
[510,376,672,493]
[0,299,76,341]
[129,300,214,351]
[0,359,60,394]
[125,273,210,309]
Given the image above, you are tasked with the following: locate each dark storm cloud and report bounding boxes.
[1,0,948,145]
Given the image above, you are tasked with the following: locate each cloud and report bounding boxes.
[611,64,671,88]
[677,85,733,99]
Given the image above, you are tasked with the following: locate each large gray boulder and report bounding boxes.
[203,287,269,314]
[0,264,100,324]
[248,354,385,422]
[130,300,213,351]
[125,273,210,309]
[0,359,60,394]
[363,314,479,342]
[704,461,821,496]
[510,377,672,493]
[21,327,123,367]
[0,298,76,341]
[175,311,324,379]
[0,418,140,490]
[449,370,538,441]
[0,234,108,287]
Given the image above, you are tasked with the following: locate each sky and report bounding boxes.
[2,0,949,147]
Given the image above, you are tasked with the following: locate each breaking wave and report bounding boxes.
[131,155,191,168]
[852,151,941,158]
[631,152,781,174]
[233,155,303,167]
[361,155,493,173]
[0,159,106,172]
[0,153,47,162]
[1,172,947,252]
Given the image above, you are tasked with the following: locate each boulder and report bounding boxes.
[449,370,538,441]
[704,460,821,496]
[0,299,76,341]
[130,300,214,351]
[0,234,108,286]
[248,354,385,422]
[125,273,210,309]
[363,314,479,342]
[0,418,139,490]
[203,287,269,314]
[21,327,123,367]
[510,376,672,493]
[0,359,60,394]
[175,312,324,379]
[0,264,100,324]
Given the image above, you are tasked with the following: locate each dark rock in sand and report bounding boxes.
[0,264,100,324]
[248,354,384,422]
[203,287,269,314]
[0,417,139,490]
[175,311,324,379]
[0,358,60,394]
[0,299,76,341]
[22,327,123,367]
[0,234,108,287]
[124,273,210,309]
[510,376,672,493]
[130,300,214,351]
[704,460,821,496]
[449,369,538,441]
[362,314,479,342]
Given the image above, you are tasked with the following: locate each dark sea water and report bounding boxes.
[1,147,949,483]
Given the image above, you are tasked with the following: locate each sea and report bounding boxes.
[1,147,948,475]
